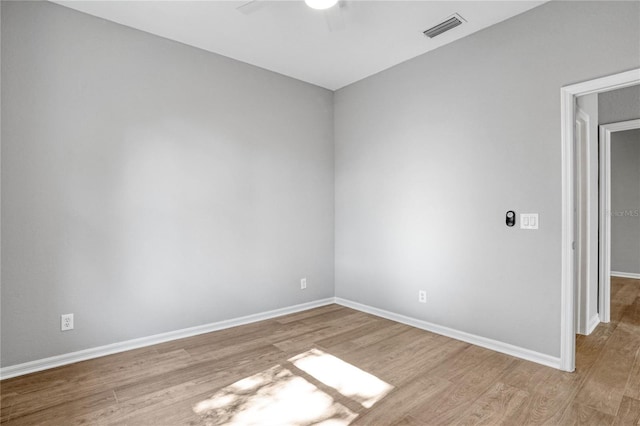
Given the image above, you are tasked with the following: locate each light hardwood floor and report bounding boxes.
[1,277,639,425]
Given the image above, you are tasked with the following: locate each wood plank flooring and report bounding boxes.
[1,277,639,425]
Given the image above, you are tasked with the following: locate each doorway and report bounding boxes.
[599,121,640,323]
[560,68,640,372]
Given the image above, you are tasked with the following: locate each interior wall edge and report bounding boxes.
[1,294,565,380]
[334,297,562,371]
[0,297,335,380]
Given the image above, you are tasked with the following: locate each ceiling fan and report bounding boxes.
[236,0,348,32]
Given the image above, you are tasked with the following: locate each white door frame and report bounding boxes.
[574,108,592,335]
[560,68,640,372]
[598,119,640,324]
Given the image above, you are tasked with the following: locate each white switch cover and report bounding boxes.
[520,213,539,230]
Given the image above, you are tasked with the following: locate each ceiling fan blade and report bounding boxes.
[324,1,347,32]
[236,0,265,15]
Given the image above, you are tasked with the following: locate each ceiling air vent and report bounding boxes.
[423,13,465,38]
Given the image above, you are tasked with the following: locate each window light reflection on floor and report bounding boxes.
[290,348,393,408]
[192,348,393,425]
[193,364,357,425]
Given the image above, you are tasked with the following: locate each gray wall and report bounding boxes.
[1,1,334,367]
[599,85,640,125]
[3,0,639,369]
[335,1,640,357]
[610,129,640,275]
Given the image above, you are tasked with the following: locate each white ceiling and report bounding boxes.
[52,1,546,90]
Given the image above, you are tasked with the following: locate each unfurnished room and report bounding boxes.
[1,0,639,424]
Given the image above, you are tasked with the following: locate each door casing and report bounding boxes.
[598,119,640,324]
[560,68,640,372]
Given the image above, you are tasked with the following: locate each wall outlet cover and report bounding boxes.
[61,313,74,331]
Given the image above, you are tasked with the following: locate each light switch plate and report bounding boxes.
[520,213,539,230]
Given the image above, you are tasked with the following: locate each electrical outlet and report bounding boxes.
[300,278,307,290]
[61,313,74,331]
[418,290,427,303]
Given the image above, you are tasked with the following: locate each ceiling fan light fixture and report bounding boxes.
[305,0,338,10]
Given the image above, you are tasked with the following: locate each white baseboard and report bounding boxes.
[334,297,562,370]
[587,313,600,335]
[2,296,565,379]
[611,271,640,280]
[0,298,335,380]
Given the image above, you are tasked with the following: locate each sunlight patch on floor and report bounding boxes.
[289,348,393,408]
[192,364,357,425]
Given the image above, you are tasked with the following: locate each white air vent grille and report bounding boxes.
[423,14,465,38]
